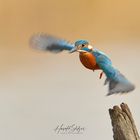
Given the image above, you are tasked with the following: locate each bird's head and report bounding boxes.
[70,40,93,53]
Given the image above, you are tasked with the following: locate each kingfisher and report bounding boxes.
[29,33,135,95]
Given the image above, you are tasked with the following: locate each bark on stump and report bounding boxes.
[109,103,140,140]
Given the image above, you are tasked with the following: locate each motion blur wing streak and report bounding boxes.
[29,33,74,53]
[93,49,135,95]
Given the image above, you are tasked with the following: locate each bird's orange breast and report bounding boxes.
[79,52,100,70]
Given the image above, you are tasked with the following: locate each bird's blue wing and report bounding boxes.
[93,49,135,95]
[29,33,74,53]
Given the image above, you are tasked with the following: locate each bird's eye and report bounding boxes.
[82,44,85,47]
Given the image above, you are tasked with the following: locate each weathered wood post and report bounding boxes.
[109,103,140,140]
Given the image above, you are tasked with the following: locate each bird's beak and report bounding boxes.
[69,47,77,53]
[69,47,87,53]
[77,50,87,53]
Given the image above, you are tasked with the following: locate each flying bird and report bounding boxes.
[29,33,135,95]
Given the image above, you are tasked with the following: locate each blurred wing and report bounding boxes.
[29,33,74,53]
[93,49,135,95]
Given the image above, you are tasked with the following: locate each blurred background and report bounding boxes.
[0,0,140,139]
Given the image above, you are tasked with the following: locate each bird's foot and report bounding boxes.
[99,71,104,79]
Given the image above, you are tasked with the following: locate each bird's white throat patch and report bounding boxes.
[88,45,93,50]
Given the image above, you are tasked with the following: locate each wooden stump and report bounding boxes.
[109,103,140,140]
